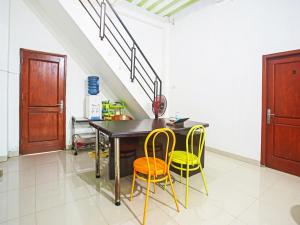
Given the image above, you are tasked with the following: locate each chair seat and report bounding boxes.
[134,157,167,176]
[171,151,199,165]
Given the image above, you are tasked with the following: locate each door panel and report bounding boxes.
[262,50,300,176]
[20,49,66,154]
[29,60,59,106]
[28,112,58,142]
[273,124,300,163]
[274,61,300,117]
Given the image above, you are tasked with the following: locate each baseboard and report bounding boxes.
[0,156,8,162]
[65,145,72,150]
[206,146,261,166]
[8,150,19,158]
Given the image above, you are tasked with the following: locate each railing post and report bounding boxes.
[154,79,159,119]
[154,79,158,101]
[159,80,162,98]
[100,0,106,40]
[130,44,136,82]
[80,0,164,108]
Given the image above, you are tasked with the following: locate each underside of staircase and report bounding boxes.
[24,0,164,119]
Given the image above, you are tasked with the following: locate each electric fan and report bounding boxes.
[152,95,167,118]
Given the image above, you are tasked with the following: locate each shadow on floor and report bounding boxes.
[75,155,180,225]
[291,205,300,225]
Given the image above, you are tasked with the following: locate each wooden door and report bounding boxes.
[20,49,66,154]
[262,49,300,176]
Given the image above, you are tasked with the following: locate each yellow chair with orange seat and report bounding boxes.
[130,128,179,225]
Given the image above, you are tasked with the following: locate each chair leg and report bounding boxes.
[180,164,183,183]
[168,173,179,212]
[143,175,151,225]
[185,168,189,208]
[164,179,167,190]
[130,170,136,201]
[153,176,156,193]
[199,164,208,195]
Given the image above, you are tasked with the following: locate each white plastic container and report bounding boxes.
[85,95,102,120]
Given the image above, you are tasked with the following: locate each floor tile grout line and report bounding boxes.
[232,198,259,222]
[93,194,136,225]
[34,164,37,224]
[2,150,300,225]
[33,194,97,216]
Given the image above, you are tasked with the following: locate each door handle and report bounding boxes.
[267,108,275,124]
[56,100,64,112]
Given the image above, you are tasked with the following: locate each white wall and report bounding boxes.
[58,0,169,116]
[0,0,107,160]
[0,0,169,160]
[169,0,300,160]
[115,1,168,81]
[115,2,171,116]
[0,0,10,160]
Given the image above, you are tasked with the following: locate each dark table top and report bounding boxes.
[89,118,209,138]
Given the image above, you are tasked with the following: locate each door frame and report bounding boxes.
[19,48,67,154]
[261,49,300,165]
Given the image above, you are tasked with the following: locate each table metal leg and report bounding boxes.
[95,130,100,178]
[114,137,121,206]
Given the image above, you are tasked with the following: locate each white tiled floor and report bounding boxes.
[0,150,300,225]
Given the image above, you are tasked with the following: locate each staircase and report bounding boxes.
[25,0,164,119]
[78,0,163,118]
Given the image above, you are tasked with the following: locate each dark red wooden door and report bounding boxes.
[263,50,300,176]
[20,49,66,154]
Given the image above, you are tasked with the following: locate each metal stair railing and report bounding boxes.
[78,0,162,116]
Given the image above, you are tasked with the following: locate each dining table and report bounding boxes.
[89,118,209,206]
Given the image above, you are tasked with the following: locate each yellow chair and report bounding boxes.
[169,125,208,208]
[130,128,179,225]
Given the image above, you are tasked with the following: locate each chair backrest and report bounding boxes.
[144,128,176,176]
[186,125,206,166]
